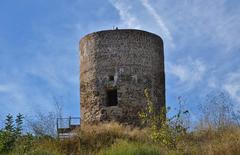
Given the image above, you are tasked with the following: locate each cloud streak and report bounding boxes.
[109,0,141,28]
[167,58,206,92]
[223,70,240,104]
[0,84,12,92]
[140,0,173,45]
[109,0,174,47]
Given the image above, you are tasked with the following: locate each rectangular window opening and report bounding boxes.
[109,75,114,81]
[106,89,118,106]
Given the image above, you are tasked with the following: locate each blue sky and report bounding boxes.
[0,0,239,125]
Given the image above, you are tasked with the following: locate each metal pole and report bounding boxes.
[57,118,59,138]
[69,116,71,128]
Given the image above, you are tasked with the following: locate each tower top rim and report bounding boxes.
[79,29,163,44]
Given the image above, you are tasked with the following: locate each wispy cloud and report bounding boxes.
[167,58,206,91]
[158,0,240,53]
[0,82,31,115]
[0,84,12,92]
[109,0,141,28]
[223,70,240,104]
[140,0,173,45]
[109,0,174,47]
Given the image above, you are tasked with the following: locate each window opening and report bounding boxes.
[106,89,118,106]
[109,75,114,81]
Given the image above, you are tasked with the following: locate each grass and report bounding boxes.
[77,122,150,154]
[98,140,164,155]
[80,122,240,155]
[183,126,240,155]
[2,122,240,155]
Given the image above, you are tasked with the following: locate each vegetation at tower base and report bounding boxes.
[2,91,240,154]
[138,89,189,148]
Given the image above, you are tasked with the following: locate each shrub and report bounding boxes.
[0,130,15,153]
[139,89,189,149]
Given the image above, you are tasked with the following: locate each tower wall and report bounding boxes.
[80,29,165,125]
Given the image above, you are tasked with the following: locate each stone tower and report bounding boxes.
[80,29,165,125]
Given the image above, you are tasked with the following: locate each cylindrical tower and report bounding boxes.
[80,29,165,125]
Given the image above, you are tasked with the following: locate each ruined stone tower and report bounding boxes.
[80,29,165,125]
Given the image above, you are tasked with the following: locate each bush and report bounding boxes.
[139,89,189,149]
[0,130,15,152]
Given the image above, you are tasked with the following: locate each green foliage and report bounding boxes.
[98,140,164,155]
[0,130,15,152]
[11,133,34,154]
[5,135,62,155]
[0,113,25,153]
[5,114,14,133]
[1,114,15,153]
[15,113,24,137]
[139,89,189,149]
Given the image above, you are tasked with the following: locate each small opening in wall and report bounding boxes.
[106,89,118,106]
[109,75,114,81]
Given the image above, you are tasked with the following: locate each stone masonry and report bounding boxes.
[80,29,165,125]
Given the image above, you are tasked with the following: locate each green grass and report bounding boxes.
[99,140,164,155]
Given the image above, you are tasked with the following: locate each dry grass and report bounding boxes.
[76,122,240,155]
[166,125,239,155]
[4,122,240,155]
[78,122,150,154]
[80,122,150,141]
[55,124,240,155]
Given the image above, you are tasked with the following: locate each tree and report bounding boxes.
[15,113,24,137]
[0,114,16,153]
[200,91,235,129]
[27,112,57,137]
[4,114,14,133]
[27,96,63,137]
